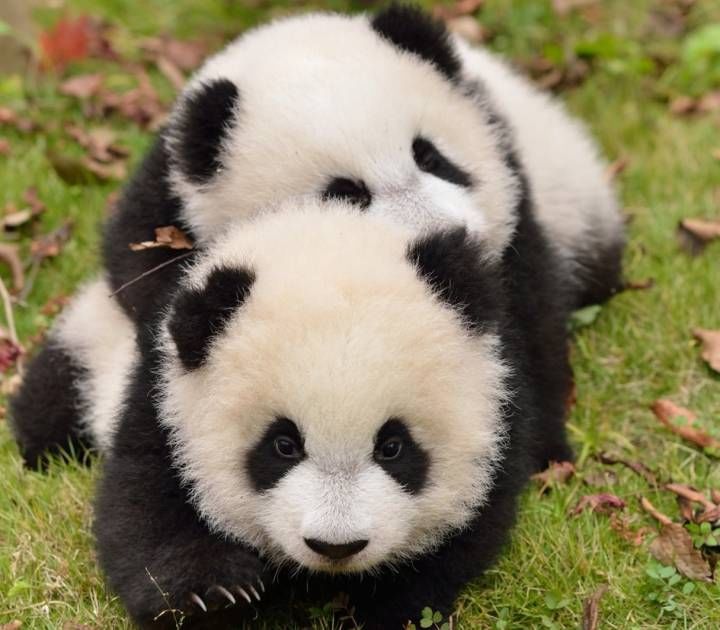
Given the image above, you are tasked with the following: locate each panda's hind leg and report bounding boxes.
[10,339,90,469]
[9,277,136,469]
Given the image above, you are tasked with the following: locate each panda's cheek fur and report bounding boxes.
[257,461,415,571]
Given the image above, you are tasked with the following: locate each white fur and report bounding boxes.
[54,277,137,452]
[454,37,625,272]
[158,202,510,572]
[167,13,519,258]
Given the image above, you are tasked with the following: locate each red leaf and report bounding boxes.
[651,399,720,451]
[39,16,93,70]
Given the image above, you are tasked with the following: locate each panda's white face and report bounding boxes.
[159,204,509,573]
[167,12,519,259]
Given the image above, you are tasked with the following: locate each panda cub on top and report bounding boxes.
[11,5,623,468]
[94,199,578,629]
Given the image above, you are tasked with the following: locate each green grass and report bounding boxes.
[1,0,719,628]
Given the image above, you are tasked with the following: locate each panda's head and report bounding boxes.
[165,5,519,258]
[158,202,510,573]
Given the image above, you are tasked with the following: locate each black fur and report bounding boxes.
[94,172,576,627]
[174,79,240,185]
[102,135,199,325]
[412,137,473,187]
[371,4,461,82]
[168,266,255,371]
[9,341,91,469]
[373,418,429,494]
[573,237,626,308]
[322,177,372,209]
[246,417,306,492]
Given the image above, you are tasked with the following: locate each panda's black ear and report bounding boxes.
[173,79,241,185]
[168,265,255,370]
[371,4,461,82]
[407,227,503,330]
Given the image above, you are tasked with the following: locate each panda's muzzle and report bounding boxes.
[304,537,369,560]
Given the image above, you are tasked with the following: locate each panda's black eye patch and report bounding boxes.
[412,137,473,188]
[247,417,305,492]
[373,418,429,494]
[323,177,372,209]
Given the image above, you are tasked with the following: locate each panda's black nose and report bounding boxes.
[304,538,368,560]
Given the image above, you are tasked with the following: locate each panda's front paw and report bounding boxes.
[183,577,265,614]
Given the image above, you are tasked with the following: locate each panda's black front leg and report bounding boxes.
[94,358,267,628]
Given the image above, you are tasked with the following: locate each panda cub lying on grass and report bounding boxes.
[91,198,589,628]
[9,4,626,628]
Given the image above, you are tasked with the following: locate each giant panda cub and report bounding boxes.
[91,198,579,629]
[11,5,623,466]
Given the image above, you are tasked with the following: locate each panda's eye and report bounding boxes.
[375,437,403,461]
[412,136,473,188]
[274,436,302,459]
[323,177,372,209]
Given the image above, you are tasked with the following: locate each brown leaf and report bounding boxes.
[640,496,673,526]
[583,469,618,487]
[39,16,93,70]
[698,91,720,113]
[156,56,186,91]
[678,495,695,523]
[605,156,630,181]
[0,106,36,133]
[531,460,576,491]
[3,208,33,230]
[609,512,650,546]
[692,328,720,373]
[552,0,599,16]
[665,483,716,512]
[649,523,713,582]
[47,150,126,183]
[0,138,10,155]
[0,243,24,290]
[597,452,659,486]
[696,506,720,525]
[97,69,167,129]
[59,73,104,100]
[651,399,720,451]
[23,187,46,216]
[582,584,608,630]
[130,226,194,251]
[712,489,720,505]
[446,17,486,44]
[0,621,22,630]
[670,95,697,115]
[66,125,129,163]
[432,0,484,20]
[622,277,654,291]
[571,493,626,516]
[141,37,208,72]
[30,221,74,261]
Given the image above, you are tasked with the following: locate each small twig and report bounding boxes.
[640,497,673,526]
[109,251,195,298]
[0,275,23,375]
[665,483,716,511]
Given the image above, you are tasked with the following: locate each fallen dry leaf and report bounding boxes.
[432,0,484,20]
[0,106,36,133]
[571,493,626,516]
[3,208,32,230]
[651,399,720,451]
[609,512,650,546]
[623,277,654,291]
[446,17,486,44]
[552,0,599,15]
[712,489,720,505]
[66,125,129,163]
[59,73,104,100]
[641,496,673,526]
[0,139,10,155]
[0,243,24,290]
[141,36,208,72]
[597,452,659,486]
[47,151,126,183]
[692,328,720,373]
[30,221,74,261]
[130,225,193,251]
[97,69,167,129]
[665,483,716,512]
[698,91,720,113]
[23,187,46,216]
[605,156,630,181]
[583,469,618,487]
[531,460,576,491]
[649,522,713,582]
[696,505,720,525]
[39,16,93,70]
[670,95,697,115]
[678,495,695,523]
[0,620,22,630]
[582,584,608,630]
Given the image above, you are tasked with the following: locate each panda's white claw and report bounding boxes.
[189,592,208,613]
[236,586,253,604]
[213,585,236,606]
[257,577,265,593]
[248,584,261,601]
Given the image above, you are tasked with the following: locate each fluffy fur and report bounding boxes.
[93,197,575,628]
[12,5,623,467]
